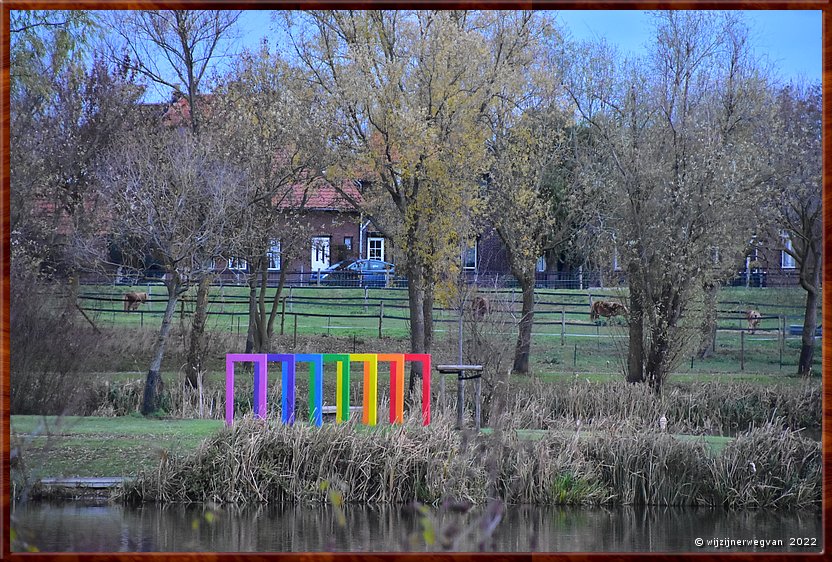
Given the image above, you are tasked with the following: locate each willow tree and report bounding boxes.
[565,12,775,393]
[287,10,546,393]
[769,83,822,377]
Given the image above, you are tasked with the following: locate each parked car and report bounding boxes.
[312,259,397,287]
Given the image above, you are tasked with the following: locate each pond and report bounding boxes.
[11,501,822,553]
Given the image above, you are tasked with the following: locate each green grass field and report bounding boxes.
[76,284,821,379]
[12,415,224,478]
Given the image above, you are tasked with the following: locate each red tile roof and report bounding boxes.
[280,180,362,211]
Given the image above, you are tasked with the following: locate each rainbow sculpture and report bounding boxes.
[225,352,431,427]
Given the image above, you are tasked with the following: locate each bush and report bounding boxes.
[10,269,100,414]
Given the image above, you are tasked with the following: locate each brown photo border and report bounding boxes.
[0,1,829,560]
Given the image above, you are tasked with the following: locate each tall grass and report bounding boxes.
[503,380,820,432]
[121,415,820,510]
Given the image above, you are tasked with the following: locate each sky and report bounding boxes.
[142,10,822,103]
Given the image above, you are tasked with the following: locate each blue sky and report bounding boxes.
[143,10,822,102]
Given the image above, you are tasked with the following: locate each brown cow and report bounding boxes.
[590,300,628,321]
[471,296,491,320]
[124,291,149,312]
[746,309,762,334]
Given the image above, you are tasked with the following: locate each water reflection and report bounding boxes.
[12,501,821,553]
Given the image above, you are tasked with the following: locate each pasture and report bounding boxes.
[73,283,821,379]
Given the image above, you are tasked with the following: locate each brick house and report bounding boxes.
[212,180,396,285]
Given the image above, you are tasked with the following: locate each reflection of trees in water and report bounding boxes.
[12,502,821,552]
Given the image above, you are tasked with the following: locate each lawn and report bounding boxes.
[12,415,224,478]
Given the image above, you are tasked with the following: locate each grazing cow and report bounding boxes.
[590,300,628,322]
[124,291,149,312]
[746,309,762,334]
[471,296,491,320]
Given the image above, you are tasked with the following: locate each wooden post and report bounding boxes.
[561,309,565,346]
[327,316,331,336]
[740,330,745,371]
[364,287,369,313]
[140,310,144,328]
[440,371,446,412]
[293,315,298,348]
[378,301,384,338]
[573,344,577,367]
[474,376,481,431]
[456,372,465,430]
[280,297,286,335]
[289,287,293,312]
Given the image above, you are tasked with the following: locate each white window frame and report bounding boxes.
[462,241,478,270]
[228,256,248,271]
[367,237,385,261]
[267,240,281,271]
[781,231,796,269]
[536,255,546,273]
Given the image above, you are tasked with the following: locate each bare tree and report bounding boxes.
[564,12,775,393]
[768,83,822,377]
[106,9,242,387]
[210,46,327,357]
[106,10,240,135]
[99,125,247,415]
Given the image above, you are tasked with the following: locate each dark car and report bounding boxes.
[312,259,397,287]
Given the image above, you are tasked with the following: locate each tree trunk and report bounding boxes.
[697,282,718,359]
[142,280,181,415]
[513,275,535,374]
[245,273,258,354]
[627,280,645,383]
[644,324,669,395]
[797,264,820,377]
[185,275,213,387]
[266,265,288,340]
[407,270,426,395]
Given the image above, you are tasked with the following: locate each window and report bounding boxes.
[267,240,281,271]
[781,231,796,269]
[462,241,477,270]
[228,256,248,271]
[368,237,385,261]
[344,236,353,251]
[536,256,546,273]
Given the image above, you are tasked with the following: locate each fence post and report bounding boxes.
[289,287,293,312]
[561,309,565,346]
[140,310,144,328]
[281,297,286,335]
[456,373,465,430]
[779,315,784,370]
[740,330,745,371]
[364,287,369,313]
[293,315,298,348]
[573,344,577,367]
[474,376,481,431]
[378,301,384,338]
[317,268,321,286]
[327,316,331,336]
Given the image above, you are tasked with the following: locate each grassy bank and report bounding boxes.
[119,417,820,510]
[11,416,223,478]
